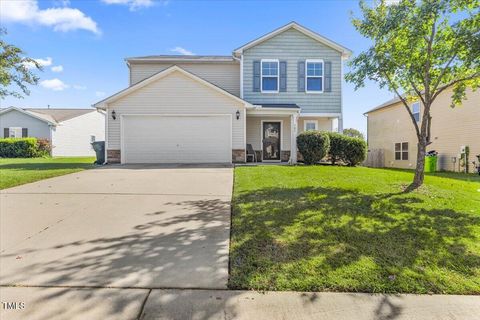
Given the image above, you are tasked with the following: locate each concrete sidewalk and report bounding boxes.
[1,287,478,320]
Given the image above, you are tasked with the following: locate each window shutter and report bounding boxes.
[297,61,305,92]
[324,61,332,92]
[3,128,8,138]
[22,128,28,137]
[279,61,287,92]
[253,60,261,92]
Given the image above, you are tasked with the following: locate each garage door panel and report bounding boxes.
[123,115,231,163]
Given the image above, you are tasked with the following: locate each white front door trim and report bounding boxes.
[260,119,283,162]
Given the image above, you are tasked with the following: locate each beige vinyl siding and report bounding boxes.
[243,28,342,114]
[129,62,240,97]
[107,70,244,151]
[367,88,480,172]
[298,117,332,133]
[246,116,291,151]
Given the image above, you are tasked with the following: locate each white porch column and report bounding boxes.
[290,113,299,164]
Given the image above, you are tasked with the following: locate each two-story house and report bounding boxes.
[94,22,351,164]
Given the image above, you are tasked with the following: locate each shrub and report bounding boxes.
[36,138,52,157]
[342,137,367,166]
[0,137,39,158]
[326,132,347,165]
[297,131,330,165]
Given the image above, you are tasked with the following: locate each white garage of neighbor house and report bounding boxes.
[94,66,252,164]
[0,107,105,157]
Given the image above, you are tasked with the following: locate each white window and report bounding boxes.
[412,102,420,122]
[9,127,22,138]
[261,59,279,92]
[395,142,409,160]
[304,120,318,131]
[306,60,323,93]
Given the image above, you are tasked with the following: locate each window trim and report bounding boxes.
[304,120,318,131]
[412,102,420,122]
[305,59,324,94]
[9,127,22,138]
[260,59,279,93]
[394,142,409,161]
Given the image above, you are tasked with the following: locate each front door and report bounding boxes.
[262,121,281,161]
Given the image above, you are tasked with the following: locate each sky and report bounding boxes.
[0,0,397,134]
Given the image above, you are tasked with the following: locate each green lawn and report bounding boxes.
[230,165,480,294]
[0,157,96,189]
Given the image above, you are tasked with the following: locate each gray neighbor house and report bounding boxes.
[94,22,351,164]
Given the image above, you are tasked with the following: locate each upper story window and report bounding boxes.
[412,102,420,122]
[261,60,279,92]
[306,60,323,93]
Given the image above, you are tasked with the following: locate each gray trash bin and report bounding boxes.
[91,141,105,164]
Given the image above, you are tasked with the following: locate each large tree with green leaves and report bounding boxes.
[0,28,42,99]
[346,0,479,190]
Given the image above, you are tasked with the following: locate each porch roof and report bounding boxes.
[260,104,300,109]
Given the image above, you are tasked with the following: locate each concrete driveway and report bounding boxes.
[0,164,232,289]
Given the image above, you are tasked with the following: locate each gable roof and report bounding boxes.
[27,108,95,122]
[364,97,403,115]
[93,65,254,109]
[233,21,352,59]
[0,107,96,124]
[126,55,236,64]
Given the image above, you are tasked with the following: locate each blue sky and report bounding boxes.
[1,0,396,134]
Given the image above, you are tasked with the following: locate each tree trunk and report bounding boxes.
[408,140,426,191]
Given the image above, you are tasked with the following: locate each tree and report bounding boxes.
[343,128,365,140]
[346,0,480,190]
[0,28,42,99]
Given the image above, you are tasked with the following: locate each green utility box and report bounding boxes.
[424,155,437,172]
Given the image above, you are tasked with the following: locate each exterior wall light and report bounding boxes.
[236,110,240,120]
[111,110,116,120]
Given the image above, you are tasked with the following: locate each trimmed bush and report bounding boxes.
[297,131,330,165]
[326,132,346,165]
[342,137,367,166]
[325,132,367,166]
[0,137,50,158]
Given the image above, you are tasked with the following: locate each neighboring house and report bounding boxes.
[94,22,352,164]
[0,107,105,157]
[364,88,479,173]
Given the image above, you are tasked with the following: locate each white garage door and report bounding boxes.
[122,115,232,164]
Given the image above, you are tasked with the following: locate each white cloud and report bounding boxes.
[73,84,86,90]
[0,0,100,34]
[384,0,401,5]
[95,91,106,97]
[51,65,64,72]
[170,47,194,56]
[40,78,69,91]
[24,57,53,69]
[101,0,158,11]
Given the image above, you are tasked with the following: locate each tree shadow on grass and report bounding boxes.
[229,186,480,294]
[0,162,95,171]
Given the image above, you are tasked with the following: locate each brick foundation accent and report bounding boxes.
[232,149,246,163]
[107,149,121,163]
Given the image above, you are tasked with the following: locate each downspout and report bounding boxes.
[232,53,243,99]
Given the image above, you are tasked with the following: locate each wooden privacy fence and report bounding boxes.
[364,149,385,168]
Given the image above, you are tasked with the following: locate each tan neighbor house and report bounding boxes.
[364,88,480,173]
